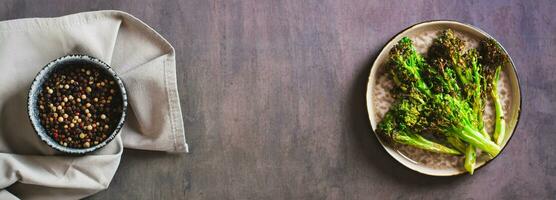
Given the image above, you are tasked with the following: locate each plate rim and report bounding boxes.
[365,20,522,176]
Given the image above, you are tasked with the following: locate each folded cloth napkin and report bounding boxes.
[0,10,188,199]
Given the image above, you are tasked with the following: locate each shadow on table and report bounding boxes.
[346,51,468,186]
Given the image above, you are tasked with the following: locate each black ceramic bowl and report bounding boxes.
[28,55,128,154]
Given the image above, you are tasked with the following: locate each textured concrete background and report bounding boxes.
[1,0,555,199]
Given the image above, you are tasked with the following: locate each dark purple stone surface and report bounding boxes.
[1,0,554,199]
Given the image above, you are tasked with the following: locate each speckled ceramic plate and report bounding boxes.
[366,21,521,176]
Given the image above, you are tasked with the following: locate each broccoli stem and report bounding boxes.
[394,131,461,155]
[492,68,506,145]
[468,51,490,140]
[480,128,490,141]
[447,136,466,153]
[471,59,490,141]
[495,119,506,145]
[456,125,501,156]
[464,145,476,174]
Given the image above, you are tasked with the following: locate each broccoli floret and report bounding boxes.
[428,94,500,156]
[376,34,506,174]
[377,99,461,155]
[428,29,469,85]
[479,39,509,146]
[389,37,432,97]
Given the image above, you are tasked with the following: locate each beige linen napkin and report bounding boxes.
[0,10,188,199]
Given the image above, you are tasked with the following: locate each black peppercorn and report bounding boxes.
[37,66,122,149]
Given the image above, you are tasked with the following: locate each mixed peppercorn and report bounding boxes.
[38,65,123,149]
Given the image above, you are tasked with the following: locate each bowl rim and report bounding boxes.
[27,54,128,154]
[365,20,522,176]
